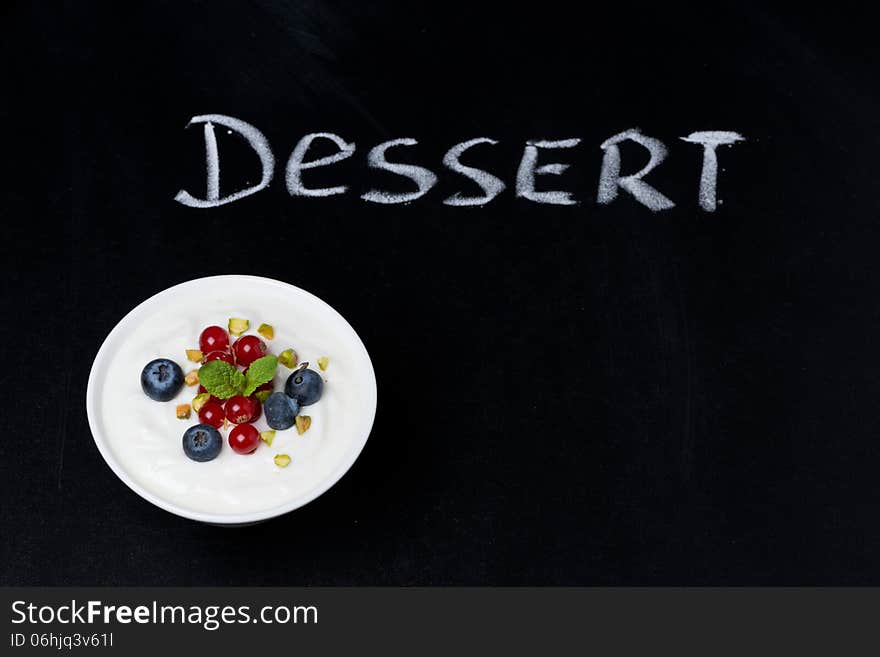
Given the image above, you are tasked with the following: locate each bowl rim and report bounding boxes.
[85,274,377,524]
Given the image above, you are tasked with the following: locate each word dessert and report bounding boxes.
[175,114,744,212]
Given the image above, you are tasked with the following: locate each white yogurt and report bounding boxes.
[89,277,376,520]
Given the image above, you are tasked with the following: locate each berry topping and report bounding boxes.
[284,365,323,406]
[149,318,328,467]
[224,394,262,424]
[233,335,267,367]
[263,392,300,430]
[228,423,260,454]
[204,350,235,366]
[182,424,222,462]
[141,358,185,402]
[197,400,225,428]
[199,325,229,353]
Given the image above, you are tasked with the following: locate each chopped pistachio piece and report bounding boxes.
[175,404,191,419]
[184,370,200,386]
[279,348,299,369]
[257,323,275,340]
[254,389,272,403]
[295,415,311,435]
[260,430,276,446]
[191,392,211,413]
[228,317,249,336]
[185,349,203,363]
[274,454,291,468]
[317,356,329,371]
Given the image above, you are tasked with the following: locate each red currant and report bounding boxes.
[198,401,225,428]
[199,325,229,354]
[228,423,260,454]
[233,335,267,367]
[204,350,235,366]
[224,395,262,424]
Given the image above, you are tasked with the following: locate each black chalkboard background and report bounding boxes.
[3,2,880,584]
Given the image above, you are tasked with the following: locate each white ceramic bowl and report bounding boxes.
[86,275,377,524]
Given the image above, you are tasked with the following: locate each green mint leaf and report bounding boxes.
[198,360,244,399]
[242,355,278,396]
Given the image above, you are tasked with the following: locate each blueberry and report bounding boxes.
[182,424,222,462]
[284,368,324,406]
[140,358,184,401]
[263,392,301,430]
